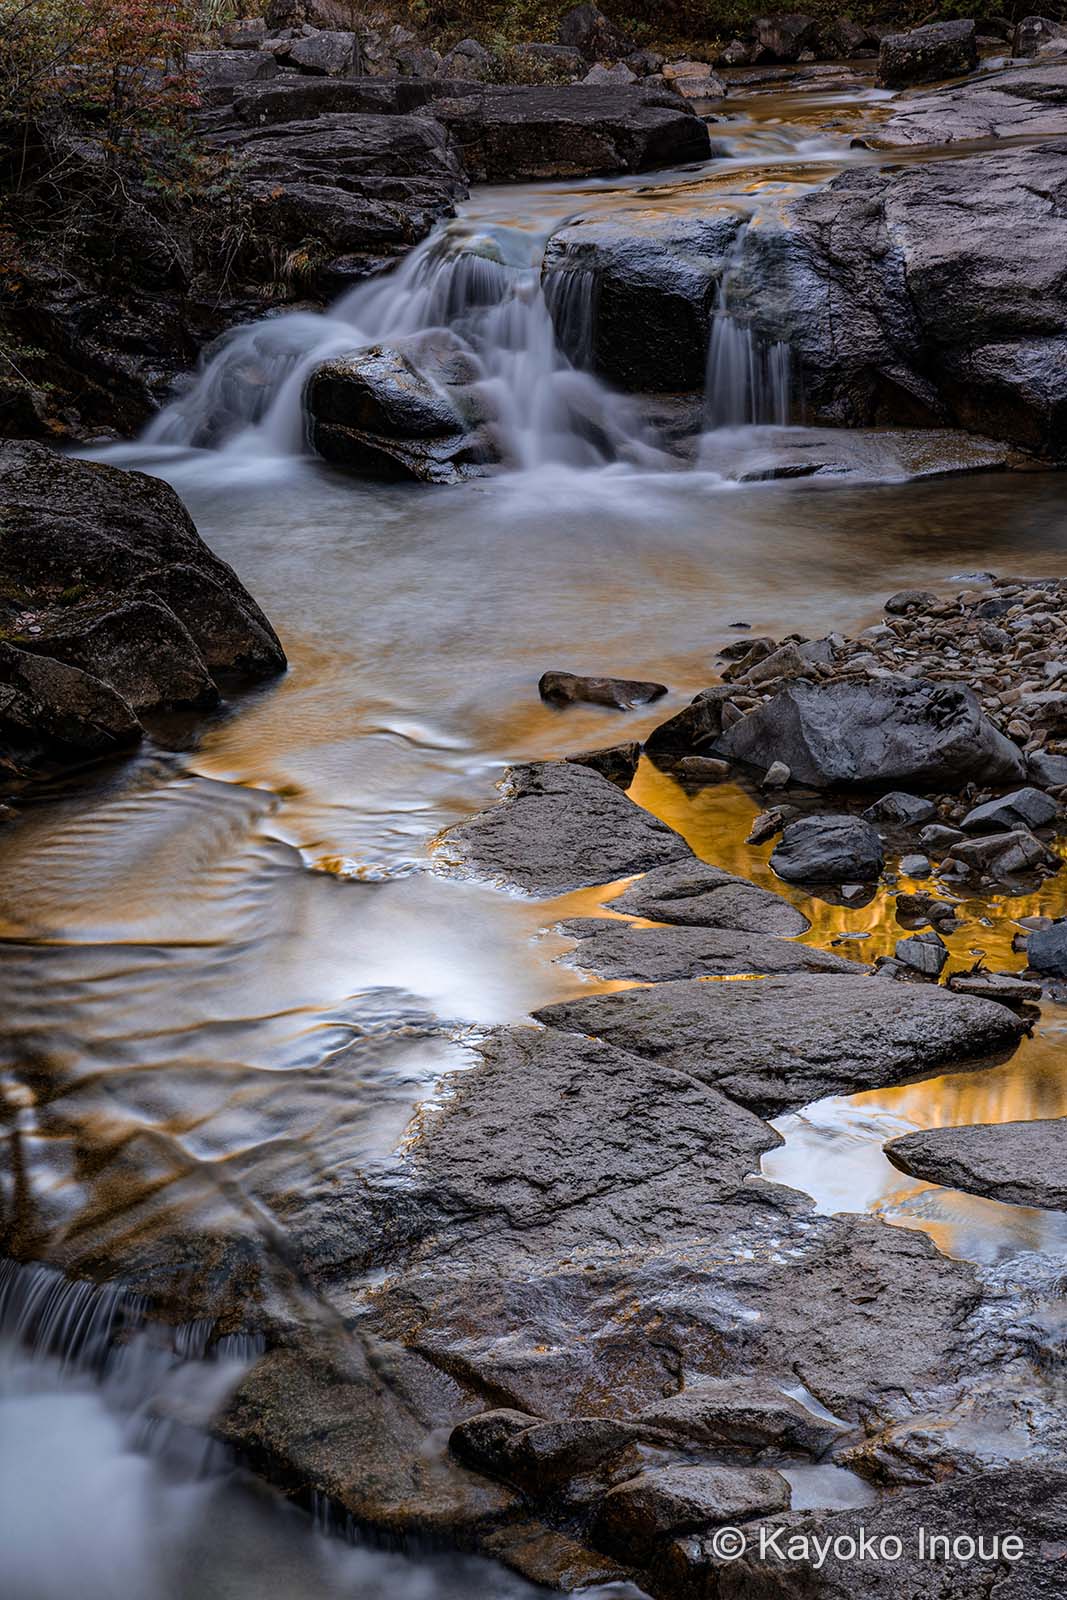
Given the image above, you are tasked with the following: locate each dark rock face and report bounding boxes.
[559,918,865,980]
[437,760,693,893]
[771,813,885,884]
[536,973,1025,1117]
[557,4,635,61]
[609,859,811,937]
[644,688,735,760]
[564,741,641,788]
[429,86,711,182]
[538,670,667,710]
[1025,919,1067,975]
[863,791,937,827]
[715,677,1025,791]
[0,442,285,778]
[886,1118,1067,1210]
[754,13,820,63]
[877,20,978,87]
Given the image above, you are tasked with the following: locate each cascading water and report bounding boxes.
[704,223,792,431]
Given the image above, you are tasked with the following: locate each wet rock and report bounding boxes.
[558,919,864,980]
[0,442,285,776]
[609,859,811,937]
[536,973,1025,1117]
[1025,918,1067,975]
[635,1376,848,1456]
[899,853,932,878]
[961,785,1058,832]
[0,643,143,768]
[1014,15,1067,57]
[430,86,710,183]
[947,828,1058,877]
[592,1463,790,1563]
[223,17,268,48]
[1029,748,1067,788]
[564,742,641,789]
[895,931,949,979]
[538,671,667,710]
[746,805,796,845]
[557,4,635,62]
[886,1119,1067,1210]
[946,970,1042,1003]
[715,677,1025,790]
[771,814,884,884]
[437,760,692,894]
[674,756,731,784]
[863,791,937,827]
[877,19,978,87]
[920,822,966,853]
[644,687,735,760]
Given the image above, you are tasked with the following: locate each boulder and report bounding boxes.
[635,1377,847,1456]
[223,17,268,48]
[1025,919,1067,975]
[286,30,359,75]
[895,931,949,979]
[536,972,1026,1116]
[559,918,865,980]
[538,671,667,710]
[820,16,880,59]
[886,1119,1067,1210]
[188,48,278,105]
[583,61,637,85]
[877,20,978,87]
[592,1464,790,1563]
[753,14,820,63]
[1013,15,1067,57]
[714,677,1025,790]
[0,441,285,776]
[608,859,811,937]
[429,86,711,183]
[960,786,1058,832]
[644,687,736,757]
[771,814,884,884]
[947,828,1058,877]
[437,760,693,894]
[557,4,635,62]
[863,791,937,827]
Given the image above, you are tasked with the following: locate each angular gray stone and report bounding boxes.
[593,1463,790,1563]
[438,761,692,894]
[886,1119,1067,1210]
[895,931,948,979]
[877,20,978,87]
[564,742,640,789]
[1025,919,1067,975]
[608,859,811,937]
[558,919,865,981]
[961,786,1058,833]
[863,791,937,827]
[536,973,1026,1117]
[771,814,884,884]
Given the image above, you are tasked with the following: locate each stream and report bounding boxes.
[3,71,1067,1595]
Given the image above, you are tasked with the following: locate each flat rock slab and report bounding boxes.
[886,1118,1067,1210]
[609,859,811,937]
[697,425,1012,483]
[558,919,864,980]
[871,61,1067,147]
[436,761,692,894]
[536,974,1027,1116]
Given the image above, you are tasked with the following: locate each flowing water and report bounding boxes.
[4,73,1067,1594]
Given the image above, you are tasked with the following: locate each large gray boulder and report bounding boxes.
[536,973,1026,1116]
[715,677,1026,790]
[428,85,711,182]
[0,442,285,778]
[886,1118,1067,1210]
[877,19,978,86]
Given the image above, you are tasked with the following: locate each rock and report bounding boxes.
[536,973,1026,1117]
[895,931,949,979]
[538,671,667,710]
[223,17,268,48]
[877,19,978,86]
[515,43,585,74]
[920,823,966,852]
[304,336,486,483]
[437,38,491,79]
[188,49,278,104]
[820,16,880,59]
[558,919,864,981]
[746,806,796,845]
[430,86,711,183]
[885,588,937,614]
[644,687,735,759]
[947,828,1058,876]
[557,4,635,61]
[1025,919,1067,975]
[565,742,641,789]
[761,760,792,788]
[626,48,664,76]
[660,62,727,98]
[1014,15,1067,57]
[608,859,811,937]
[771,814,884,884]
[754,14,820,63]
[635,1376,847,1456]
[946,970,1042,1003]
[287,30,358,75]
[583,61,636,85]
[899,853,932,878]
[592,1463,790,1563]
[674,756,731,784]
[437,760,692,894]
[886,1119,1067,1210]
[1028,748,1067,788]
[863,791,937,827]
[0,643,143,768]
[715,678,1026,790]
[961,785,1058,832]
[0,442,285,775]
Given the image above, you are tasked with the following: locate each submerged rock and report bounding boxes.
[715,677,1025,790]
[609,859,811,937]
[536,973,1025,1116]
[538,670,667,710]
[558,918,864,980]
[437,760,692,893]
[771,814,885,884]
[886,1118,1067,1210]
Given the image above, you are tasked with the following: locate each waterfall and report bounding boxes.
[704,226,792,430]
